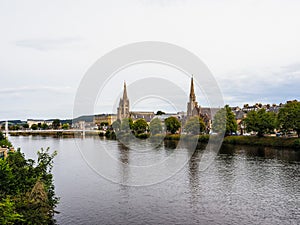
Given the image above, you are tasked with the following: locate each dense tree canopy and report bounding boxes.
[132,119,148,134]
[243,108,276,137]
[184,116,206,135]
[120,118,133,132]
[156,111,165,115]
[41,123,49,130]
[212,105,237,135]
[278,101,300,137]
[52,119,61,129]
[0,147,58,224]
[165,117,181,134]
[62,123,69,130]
[112,119,121,131]
[31,124,38,130]
[149,118,163,135]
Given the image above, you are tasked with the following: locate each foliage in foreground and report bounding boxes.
[0,147,58,224]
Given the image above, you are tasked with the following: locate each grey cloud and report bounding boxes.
[15,37,83,51]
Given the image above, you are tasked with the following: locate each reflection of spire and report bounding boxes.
[190,75,196,102]
[123,81,128,101]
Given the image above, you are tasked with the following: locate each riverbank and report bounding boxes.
[223,136,300,149]
[8,131,300,149]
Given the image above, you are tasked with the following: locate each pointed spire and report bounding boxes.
[123,81,128,101]
[189,75,196,101]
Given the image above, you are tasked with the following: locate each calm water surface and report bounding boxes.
[10,136,300,225]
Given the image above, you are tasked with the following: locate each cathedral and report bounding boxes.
[186,76,211,129]
[186,76,201,119]
[117,82,130,121]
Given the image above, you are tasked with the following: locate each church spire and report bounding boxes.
[189,75,196,102]
[117,81,130,120]
[187,75,200,119]
[123,81,128,101]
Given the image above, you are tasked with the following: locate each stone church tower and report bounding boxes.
[117,82,130,120]
[187,76,201,119]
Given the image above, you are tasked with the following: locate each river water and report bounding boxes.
[10,135,300,225]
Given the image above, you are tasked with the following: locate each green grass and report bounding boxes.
[223,136,300,149]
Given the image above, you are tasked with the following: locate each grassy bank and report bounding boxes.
[223,136,300,149]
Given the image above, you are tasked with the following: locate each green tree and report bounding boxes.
[0,132,12,148]
[0,131,5,141]
[120,118,133,132]
[0,148,58,224]
[62,123,69,130]
[22,123,29,129]
[52,119,61,129]
[278,101,300,137]
[41,123,49,130]
[0,197,24,224]
[31,124,38,130]
[112,119,121,131]
[156,110,165,115]
[212,105,237,135]
[132,119,148,134]
[185,116,205,135]
[149,118,163,135]
[165,117,181,134]
[244,108,276,137]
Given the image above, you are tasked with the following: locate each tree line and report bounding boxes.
[213,101,300,137]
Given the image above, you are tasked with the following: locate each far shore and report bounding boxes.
[7,130,300,150]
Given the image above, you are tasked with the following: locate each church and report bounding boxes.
[186,76,211,130]
[117,82,155,122]
[117,82,130,121]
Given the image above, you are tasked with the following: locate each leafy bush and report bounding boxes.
[0,148,59,224]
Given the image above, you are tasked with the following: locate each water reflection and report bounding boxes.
[188,149,201,209]
[220,144,300,162]
[117,142,130,185]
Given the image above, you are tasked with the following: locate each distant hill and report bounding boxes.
[0,120,25,125]
[72,115,94,123]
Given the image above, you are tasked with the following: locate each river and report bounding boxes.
[10,135,300,225]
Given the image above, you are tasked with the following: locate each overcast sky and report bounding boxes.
[1,0,300,120]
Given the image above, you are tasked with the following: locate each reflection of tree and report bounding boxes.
[117,142,129,164]
[164,140,178,149]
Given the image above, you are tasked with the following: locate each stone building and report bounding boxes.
[94,114,117,126]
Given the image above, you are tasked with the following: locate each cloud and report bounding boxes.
[0,86,72,95]
[218,62,300,106]
[15,37,83,51]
